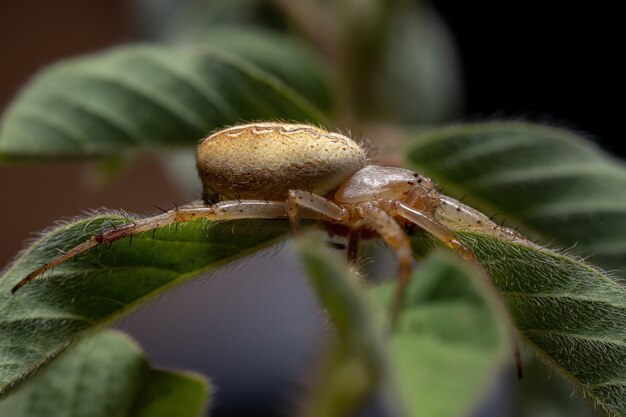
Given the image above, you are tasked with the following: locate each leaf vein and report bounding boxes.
[72,71,206,134]
[140,53,237,122]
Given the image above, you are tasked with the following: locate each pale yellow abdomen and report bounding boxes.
[197,123,366,201]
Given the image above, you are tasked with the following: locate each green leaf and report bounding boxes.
[297,237,509,417]
[0,41,331,158]
[405,122,626,415]
[168,0,284,39]
[130,369,209,417]
[0,214,288,397]
[192,28,334,114]
[0,330,209,417]
[375,251,509,417]
[405,122,626,273]
[413,231,626,417]
[373,4,462,123]
[296,236,389,417]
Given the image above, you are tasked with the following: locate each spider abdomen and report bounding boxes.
[197,123,366,201]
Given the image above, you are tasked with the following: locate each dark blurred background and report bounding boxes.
[432,1,625,156]
[1,1,622,416]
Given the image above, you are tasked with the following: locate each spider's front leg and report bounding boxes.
[393,202,477,262]
[390,200,523,377]
[358,202,414,323]
[12,200,290,293]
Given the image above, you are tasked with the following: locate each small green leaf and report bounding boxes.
[373,252,509,417]
[130,369,209,417]
[0,214,288,397]
[406,122,626,273]
[296,236,389,417]
[0,41,330,158]
[0,330,209,417]
[297,237,509,417]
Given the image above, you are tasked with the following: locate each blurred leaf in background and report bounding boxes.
[0,330,209,417]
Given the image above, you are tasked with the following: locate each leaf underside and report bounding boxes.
[0,330,208,417]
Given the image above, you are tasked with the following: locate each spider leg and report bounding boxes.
[286,190,347,233]
[285,190,369,270]
[393,201,523,378]
[393,202,476,261]
[359,202,413,324]
[13,200,289,293]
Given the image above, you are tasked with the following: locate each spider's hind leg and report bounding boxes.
[12,200,288,293]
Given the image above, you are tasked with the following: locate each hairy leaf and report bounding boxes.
[0,40,330,158]
[406,122,626,273]
[406,122,626,415]
[408,220,626,415]
[0,214,287,396]
[297,238,509,417]
[2,122,625,415]
[0,330,209,417]
[416,231,626,417]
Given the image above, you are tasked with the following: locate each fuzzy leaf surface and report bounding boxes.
[0,39,330,158]
[406,122,626,273]
[0,215,287,396]
[0,330,209,417]
[440,231,626,416]
[406,122,626,414]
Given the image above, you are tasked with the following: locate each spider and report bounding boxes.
[11,122,521,322]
